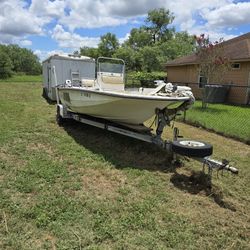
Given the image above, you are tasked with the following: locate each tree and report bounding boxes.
[160,32,196,61]
[195,34,230,84]
[145,8,175,43]
[0,50,13,78]
[80,46,99,59]
[125,28,152,50]
[18,48,41,75]
[113,46,135,71]
[98,32,119,57]
[137,46,162,72]
[3,44,22,72]
[195,34,231,107]
[0,44,42,75]
[75,8,200,74]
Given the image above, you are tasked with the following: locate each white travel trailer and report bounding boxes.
[42,54,95,101]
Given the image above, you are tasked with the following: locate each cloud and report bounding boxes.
[34,49,66,61]
[187,26,237,42]
[59,0,172,30]
[0,0,45,43]
[118,33,130,44]
[19,39,32,46]
[52,24,100,49]
[159,0,250,42]
[165,0,230,30]
[0,0,45,36]
[34,49,46,61]
[104,0,164,17]
[0,0,249,54]
[30,0,66,19]
[201,2,250,29]
[60,0,128,30]
[58,0,246,41]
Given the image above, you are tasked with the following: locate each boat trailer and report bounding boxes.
[56,104,238,181]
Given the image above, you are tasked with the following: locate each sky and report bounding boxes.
[0,0,250,61]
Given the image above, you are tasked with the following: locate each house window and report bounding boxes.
[231,63,240,69]
[198,74,208,88]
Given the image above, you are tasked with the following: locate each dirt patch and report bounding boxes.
[81,168,127,199]
[0,149,27,169]
[42,234,57,250]
[0,151,9,163]
[26,142,54,155]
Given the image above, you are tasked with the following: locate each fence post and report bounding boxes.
[202,84,208,108]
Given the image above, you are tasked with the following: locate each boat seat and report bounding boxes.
[99,74,124,91]
[101,75,124,85]
[81,78,95,87]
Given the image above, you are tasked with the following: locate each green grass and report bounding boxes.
[0,82,250,249]
[181,101,250,144]
[0,74,42,82]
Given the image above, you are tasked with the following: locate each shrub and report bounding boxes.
[129,71,166,87]
[0,51,13,79]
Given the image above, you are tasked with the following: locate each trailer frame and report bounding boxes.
[56,103,238,180]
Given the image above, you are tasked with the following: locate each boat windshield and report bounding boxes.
[99,62,124,74]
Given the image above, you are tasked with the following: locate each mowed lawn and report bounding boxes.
[0,74,42,83]
[182,101,250,144]
[0,81,250,249]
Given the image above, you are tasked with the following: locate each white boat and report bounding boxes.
[57,57,194,125]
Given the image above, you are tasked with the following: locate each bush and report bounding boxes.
[0,51,13,79]
[0,44,42,77]
[129,71,166,87]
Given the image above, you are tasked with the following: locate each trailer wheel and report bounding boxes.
[172,139,213,157]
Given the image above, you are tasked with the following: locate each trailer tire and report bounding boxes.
[172,139,213,157]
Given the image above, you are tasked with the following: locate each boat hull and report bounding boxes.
[58,88,189,124]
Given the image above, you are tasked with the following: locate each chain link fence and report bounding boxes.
[174,82,250,144]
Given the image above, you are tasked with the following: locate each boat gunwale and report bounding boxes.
[58,87,190,101]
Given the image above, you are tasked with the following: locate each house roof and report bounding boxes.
[166,32,250,66]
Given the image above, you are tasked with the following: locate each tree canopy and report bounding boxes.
[195,34,230,83]
[125,28,152,50]
[98,32,119,58]
[80,8,196,73]
[0,50,13,79]
[194,34,231,108]
[0,44,41,78]
[80,47,99,60]
[146,8,175,44]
